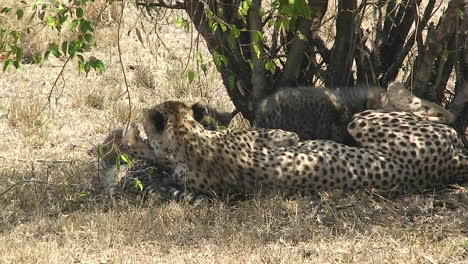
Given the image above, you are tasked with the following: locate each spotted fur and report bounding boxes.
[136,101,467,197]
[91,102,235,202]
[254,83,457,144]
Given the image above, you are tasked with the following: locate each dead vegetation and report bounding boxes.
[0,1,467,263]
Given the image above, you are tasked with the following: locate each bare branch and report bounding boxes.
[117,1,132,131]
[409,0,465,99]
[136,0,186,9]
[380,0,421,76]
[276,0,328,88]
[381,31,416,87]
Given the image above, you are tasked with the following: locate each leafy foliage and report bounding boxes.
[0,0,105,74]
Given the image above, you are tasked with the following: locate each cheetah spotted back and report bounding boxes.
[141,101,467,197]
[348,110,468,188]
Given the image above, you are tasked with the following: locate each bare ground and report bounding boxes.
[0,2,467,263]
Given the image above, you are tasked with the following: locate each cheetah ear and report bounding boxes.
[192,102,208,123]
[145,108,166,132]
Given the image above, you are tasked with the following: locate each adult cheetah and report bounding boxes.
[254,82,456,144]
[91,102,236,202]
[132,101,467,197]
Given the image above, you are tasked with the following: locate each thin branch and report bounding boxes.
[117,1,132,130]
[276,0,328,88]
[0,180,81,198]
[381,31,416,86]
[36,56,71,118]
[409,0,464,98]
[380,0,435,87]
[0,156,79,164]
[136,0,186,9]
[310,35,330,64]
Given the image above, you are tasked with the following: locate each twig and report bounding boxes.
[335,203,355,210]
[0,156,78,164]
[136,0,185,9]
[37,56,71,118]
[117,0,132,130]
[309,200,323,222]
[0,180,79,198]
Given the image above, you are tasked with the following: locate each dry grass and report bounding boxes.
[0,1,467,263]
[134,63,156,90]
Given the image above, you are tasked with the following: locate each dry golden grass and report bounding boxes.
[0,1,467,263]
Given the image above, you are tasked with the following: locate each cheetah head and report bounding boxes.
[142,101,207,159]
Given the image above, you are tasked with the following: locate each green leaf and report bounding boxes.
[43,50,50,61]
[61,41,68,55]
[98,145,106,157]
[0,7,12,14]
[253,43,261,58]
[78,60,84,73]
[78,191,89,198]
[195,51,203,62]
[3,59,13,71]
[70,19,79,31]
[0,41,7,52]
[298,33,308,41]
[264,59,276,74]
[200,63,208,74]
[28,11,36,22]
[58,15,68,29]
[76,7,84,18]
[213,51,222,70]
[14,47,23,60]
[457,9,464,20]
[295,0,312,19]
[254,31,263,43]
[49,43,61,57]
[210,21,219,35]
[91,58,106,74]
[281,17,291,31]
[229,25,240,43]
[16,9,24,20]
[83,33,93,43]
[119,153,132,164]
[227,75,235,90]
[79,19,94,33]
[175,17,187,28]
[33,53,42,64]
[133,179,144,192]
[267,18,276,28]
[239,0,251,17]
[13,60,21,69]
[68,45,76,58]
[441,50,449,61]
[47,15,58,27]
[220,23,227,32]
[205,8,214,19]
[10,31,20,44]
[84,61,91,74]
[188,70,195,83]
